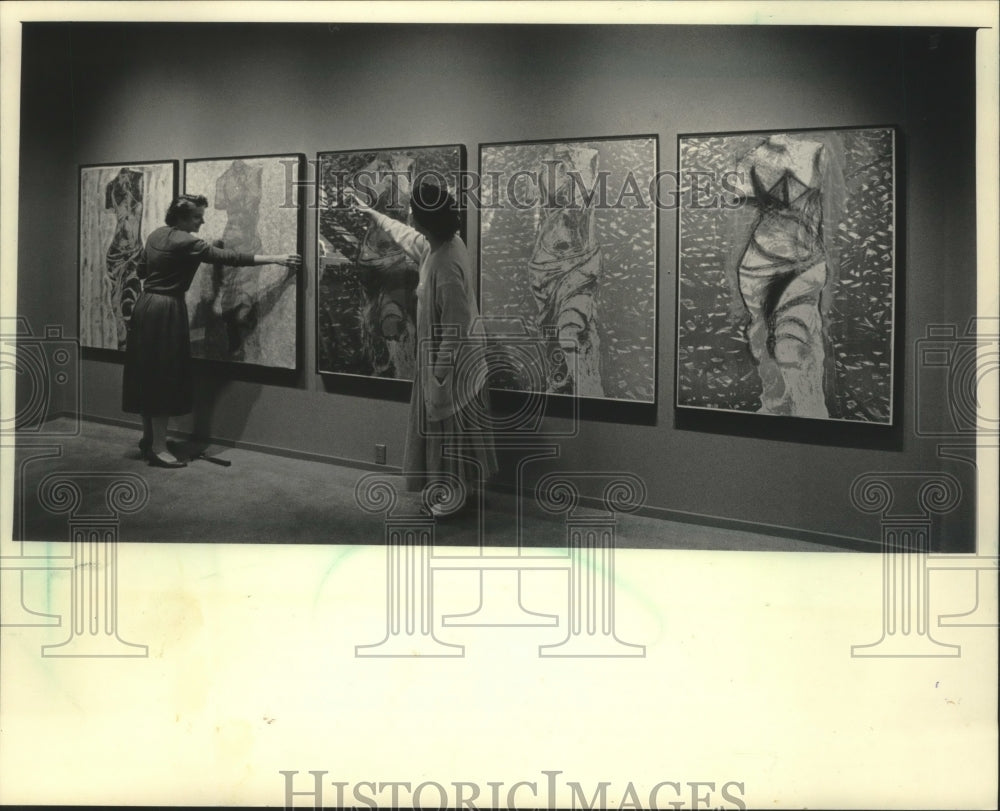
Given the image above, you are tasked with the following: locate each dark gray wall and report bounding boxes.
[17,23,979,548]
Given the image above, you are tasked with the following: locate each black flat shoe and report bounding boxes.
[145,450,186,468]
[138,437,152,453]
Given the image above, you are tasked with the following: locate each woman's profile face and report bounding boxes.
[178,206,206,233]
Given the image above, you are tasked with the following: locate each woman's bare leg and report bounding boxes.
[149,415,181,464]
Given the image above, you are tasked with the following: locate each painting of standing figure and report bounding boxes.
[315,144,464,380]
[676,127,896,424]
[79,161,177,351]
[479,136,658,403]
[183,154,303,369]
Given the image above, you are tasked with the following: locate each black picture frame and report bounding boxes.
[314,143,467,391]
[78,159,178,356]
[182,152,305,374]
[675,125,900,428]
[477,134,660,414]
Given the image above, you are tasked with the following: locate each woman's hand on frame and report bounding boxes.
[274,253,302,269]
[341,186,375,215]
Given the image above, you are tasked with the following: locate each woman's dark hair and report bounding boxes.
[408,183,461,240]
[165,193,208,226]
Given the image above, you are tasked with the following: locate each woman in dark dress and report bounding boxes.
[122,194,300,467]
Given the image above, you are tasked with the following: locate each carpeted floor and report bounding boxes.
[10,417,846,551]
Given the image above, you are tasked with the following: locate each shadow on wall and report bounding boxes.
[188,362,298,448]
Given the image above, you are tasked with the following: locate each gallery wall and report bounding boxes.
[17,22,979,548]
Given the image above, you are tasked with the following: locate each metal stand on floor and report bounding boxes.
[191,450,232,467]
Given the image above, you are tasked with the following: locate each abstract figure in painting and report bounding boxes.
[104,168,146,350]
[205,159,266,360]
[217,159,264,255]
[80,161,176,352]
[184,155,299,368]
[677,127,893,423]
[317,145,463,380]
[479,136,656,403]
[733,134,830,418]
[529,144,604,397]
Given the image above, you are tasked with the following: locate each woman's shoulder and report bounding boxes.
[149,227,203,252]
[146,225,184,243]
[437,235,469,265]
[429,238,470,286]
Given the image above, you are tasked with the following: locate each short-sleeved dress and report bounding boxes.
[122,226,254,416]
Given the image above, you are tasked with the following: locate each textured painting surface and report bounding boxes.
[79,162,174,350]
[316,145,463,379]
[677,128,895,423]
[479,137,657,403]
[184,155,300,368]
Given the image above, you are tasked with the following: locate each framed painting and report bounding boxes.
[315,144,466,380]
[78,160,177,351]
[183,153,303,370]
[676,126,897,424]
[478,136,658,404]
